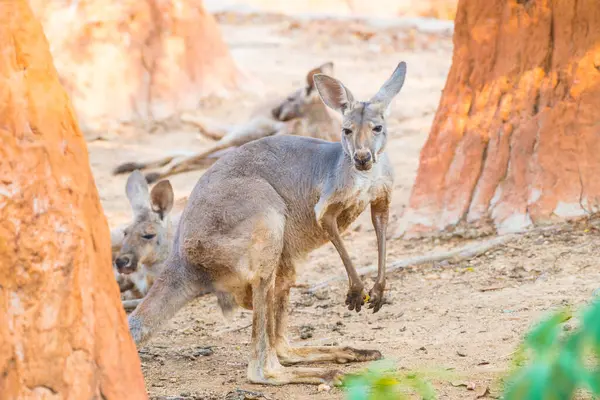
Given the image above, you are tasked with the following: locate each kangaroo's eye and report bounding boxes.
[373,125,383,133]
[342,128,353,135]
[142,234,156,240]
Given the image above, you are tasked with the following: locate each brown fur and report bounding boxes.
[112,62,341,184]
[128,62,407,386]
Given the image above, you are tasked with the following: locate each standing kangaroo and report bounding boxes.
[128,62,407,386]
[112,62,341,184]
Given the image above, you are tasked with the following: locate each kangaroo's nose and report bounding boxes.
[115,255,131,270]
[353,151,372,165]
[271,105,282,120]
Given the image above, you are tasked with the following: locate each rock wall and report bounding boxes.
[398,0,600,237]
[0,1,147,398]
[29,0,241,132]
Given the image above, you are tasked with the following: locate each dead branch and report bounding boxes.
[214,322,253,335]
[308,224,564,293]
[308,234,517,293]
[308,224,565,293]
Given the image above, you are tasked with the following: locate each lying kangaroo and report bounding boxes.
[128,61,407,386]
[113,62,341,184]
[112,171,179,310]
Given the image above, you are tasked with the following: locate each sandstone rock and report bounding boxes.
[0,1,147,398]
[29,0,241,132]
[399,0,600,237]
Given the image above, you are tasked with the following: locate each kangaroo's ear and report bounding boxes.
[125,170,151,215]
[306,62,334,90]
[370,61,407,112]
[319,62,334,76]
[313,74,355,114]
[150,180,174,220]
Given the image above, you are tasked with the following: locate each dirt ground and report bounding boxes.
[88,13,600,400]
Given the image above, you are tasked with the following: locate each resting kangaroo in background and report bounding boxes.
[112,62,341,184]
[112,171,179,310]
[128,61,407,386]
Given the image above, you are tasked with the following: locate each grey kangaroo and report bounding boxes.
[112,171,181,310]
[112,62,341,184]
[128,61,407,386]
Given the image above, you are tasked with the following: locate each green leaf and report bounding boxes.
[524,308,571,356]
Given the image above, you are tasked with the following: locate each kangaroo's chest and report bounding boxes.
[293,158,393,254]
[335,176,383,231]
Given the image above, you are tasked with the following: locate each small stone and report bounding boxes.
[225,388,268,400]
[300,325,315,340]
[314,289,330,300]
[317,384,331,392]
[192,347,214,357]
[296,295,316,307]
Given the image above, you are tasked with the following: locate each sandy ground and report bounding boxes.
[88,13,600,400]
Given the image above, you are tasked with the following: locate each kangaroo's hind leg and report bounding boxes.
[273,257,382,366]
[244,213,343,386]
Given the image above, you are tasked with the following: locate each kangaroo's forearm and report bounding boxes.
[371,198,390,285]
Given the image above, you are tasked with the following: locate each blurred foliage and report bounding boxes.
[342,360,439,400]
[343,298,600,400]
[502,300,600,400]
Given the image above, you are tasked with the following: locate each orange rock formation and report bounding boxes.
[0,1,147,398]
[30,0,241,132]
[399,0,600,237]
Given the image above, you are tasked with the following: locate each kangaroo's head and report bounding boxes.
[313,61,407,171]
[114,171,174,275]
[271,62,335,122]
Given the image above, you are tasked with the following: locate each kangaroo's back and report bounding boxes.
[182,135,343,233]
